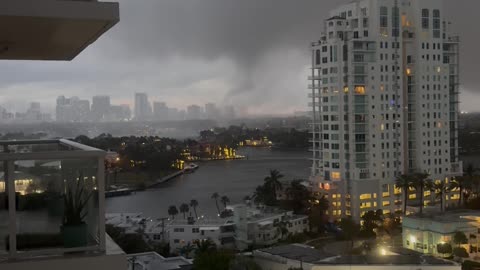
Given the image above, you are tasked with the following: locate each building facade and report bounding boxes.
[233,205,309,250]
[308,0,461,221]
[56,96,90,122]
[134,93,152,121]
[91,95,111,122]
[402,211,480,257]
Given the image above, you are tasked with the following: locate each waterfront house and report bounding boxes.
[165,218,235,253]
[233,204,309,250]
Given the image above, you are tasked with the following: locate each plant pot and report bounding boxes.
[62,223,88,248]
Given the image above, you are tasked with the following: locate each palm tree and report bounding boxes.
[190,199,199,219]
[179,203,189,219]
[465,164,480,197]
[177,243,195,258]
[433,181,448,213]
[211,192,221,215]
[195,239,216,253]
[395,174,414,215]
[412,172,430,215]
[220,195,230,209]
[264,169,284,202]
[450,176,470,207]
[168,205,179,219]
[274,220,291,240]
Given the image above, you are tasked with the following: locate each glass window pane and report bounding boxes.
[14,158,99,251]
[0,162,7,256]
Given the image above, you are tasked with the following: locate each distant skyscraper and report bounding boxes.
[186,105,203,120]
[134,93,152,121]
[91,95,111,121]
[205,103,219,120]
[56,96,90,122]
[153,102,169,121]
[308,0,461,221]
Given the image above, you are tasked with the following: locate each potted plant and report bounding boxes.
[62,176,93,248]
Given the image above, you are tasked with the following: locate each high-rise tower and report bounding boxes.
[308,0,461,221]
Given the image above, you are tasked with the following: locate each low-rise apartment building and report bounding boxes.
[233,205,309,250]
[403,210,480,257]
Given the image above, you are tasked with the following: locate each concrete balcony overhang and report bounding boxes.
[0,0,119,61]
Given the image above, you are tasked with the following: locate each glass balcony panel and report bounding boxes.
[0,162,7,255]
[13,158,99,252]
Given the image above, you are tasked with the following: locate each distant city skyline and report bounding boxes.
[0,93,242,123]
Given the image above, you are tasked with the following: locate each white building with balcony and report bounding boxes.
[166,219,236,253]
[233,205,309,250]
[308,0,462,221]
[402,210,480,257]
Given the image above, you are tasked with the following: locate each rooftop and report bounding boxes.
[255,244,334,263]
[404,209,480,223]
[255,244,457,266]
[317,255,456,266]
[127,252,193,270]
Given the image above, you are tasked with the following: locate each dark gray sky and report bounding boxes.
[0,0,478,115]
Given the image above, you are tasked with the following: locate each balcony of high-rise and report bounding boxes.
[0,139,125,269]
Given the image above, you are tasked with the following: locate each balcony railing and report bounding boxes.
[0,139,106,260]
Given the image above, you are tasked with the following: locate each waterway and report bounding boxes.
[106,147,310,219]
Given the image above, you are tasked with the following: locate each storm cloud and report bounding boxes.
[0,0,479,115]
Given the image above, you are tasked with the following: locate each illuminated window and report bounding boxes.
[409,194,417,199]
[451,194,460,200]
[344,86,349,93]
[383,201,391,207]
[384,209,391,214]
[381,124,385,131]
[394,185,401,194]
[437,67,441,73]
[424,191,431,197]
[406,68,412,75]
[331,172,341,180]
[354,86,366,95]
[373,193,377,199]
[360,202,372,209]
[360,194,372,200]
[383,192,390,198]
[437,122,442,128]
[380,84,385,91]
[346,210,351,216]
